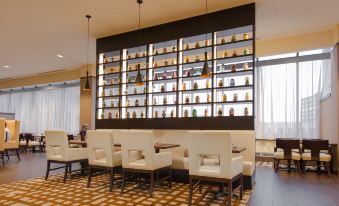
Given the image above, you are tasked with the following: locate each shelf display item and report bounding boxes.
[192,109,197,117]
[207,94,211,103]
[243,32,249,40]
[195,96,200,103]
[245,92,250,100]
[172,58,177,65]
[174,98,177,104]
[204,109,209,117]
[154,73,158,80]
[244,107,249,116]
[186,70,191,77]
[144,99,147,105]
[163,97,167,105]
[172,71,177,78]
[185,44,190,50]
[172,84,176,91]
[103,101,107,107]
[222,94,227,102]
[103,80,107,85]
[164,61,169,66]
[231,35,237,42]
[135,53,139,58]
[141,111,145,118]
[110,101,114,107]
[143,51,147,57]
[161,85,166,92]
[162,72,167,79]
[230,78,235,87]
[110,79,114,85]
[127,76,132,83]
[195,42,200,48]
[229,107,235,116]
[233,93,238,101]
[184,109,189,117]
[117,100,120,106]
[134,88,137,94]
[108,112,112,119]
[193,82,199,90]
[231,64,236,72]
[217,108,223,117]
[132,111,137,118]
[184,56,189,63]
[172,46,177,52]
[101,113,105,119]
[170,110,175,118]
[245,77,250,85]
[232,50,238,57]
[109,90,113,96]
[244,48,249,55]
[223,51,228,58]
[218,79,223,87]
[195,55,200,62]
[135,99,139,106]
[153,98,157,105]
[154,50,158,55]
[115,112,119,118]
[162,110,166,118]
[154,111,158,118]
[163,48,167,53]
[206,80,210,88]
[126,100,131,107]
[205,40,209,46]
[243,62,249,70]
[153,62,158,67]
[182,83,187,91]
[101,90,106,97]
[185,96,190,104]
[127,54,131,59]
[144,87,147,93]
[128,65,132,71]
[220,38,226,44]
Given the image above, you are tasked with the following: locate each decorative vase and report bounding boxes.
[233,93,238,101]
[222,94,227,102]
[230,78,235,87]
[108,112,112,119]
[162,110,166,118]
[245,93,250,100]
[195,96,200,103]
[132,111,137,118]
[195,42,200,48]
[243,62,249,70]
[245,77,250,85]
[218,80,223,87]
[231,64,236,72]
[229,108,234,116]
[163,97,167,105]
[135,99,139,106]
[101,113,105,119]
[193,82,198,90]
[185,96,190,104]
[184,109,189,117]
[243,32,249,40]
[244,107,249,116]
[192,109,197,117]
[231,35,237,42]
[204,109,209,117]
[161,85,166,92]
[217,108,223,117]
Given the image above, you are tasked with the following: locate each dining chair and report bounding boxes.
[187,131,243,206]
[301,139,331,176]
[120,130,172,197]
[4,120,21,161]
[86,130,122,192]
[0,118,5,166]
[274,138,301,173]
[45,130,88,183]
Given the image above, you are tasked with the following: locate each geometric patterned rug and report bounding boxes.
[0,174,251,206]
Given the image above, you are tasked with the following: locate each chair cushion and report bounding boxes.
[172,156,189,170]
[301,153,331,162]
[129,159,146,167]
[199,165,220,174]
[274,151,301,160]
[243,161,255,176]
[28,141,40,146]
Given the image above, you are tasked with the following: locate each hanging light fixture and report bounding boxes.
[135,0,144,86]
[83,15,92,90]
[200,0,211,78]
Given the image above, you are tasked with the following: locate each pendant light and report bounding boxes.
[200,0,211,78]
[83,15,92,90]
[135,0,144,86]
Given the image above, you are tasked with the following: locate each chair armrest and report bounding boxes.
[66,148,88,161]
[232,156,243,175]
[153,152,172,169]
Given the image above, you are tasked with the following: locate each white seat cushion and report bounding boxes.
[274,151,301,160]
[28,141,40,146]
[243,161,255,176]
[301,153,331,162]
[199,165,220,174]
[129,159,146,167]
[172,156,189,170]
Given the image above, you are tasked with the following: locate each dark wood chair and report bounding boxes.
[301,139,331,176]
[274,138,302,174]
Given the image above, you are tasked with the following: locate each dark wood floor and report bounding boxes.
[1,152,339,206]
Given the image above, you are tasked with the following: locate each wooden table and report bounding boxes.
[113,143,180,153]
[69,140,87,147]
[232,146,246,153]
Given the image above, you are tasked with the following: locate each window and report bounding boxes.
[255,49,331,139]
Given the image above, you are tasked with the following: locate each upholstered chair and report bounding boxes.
[120,130,172,197]
[4,120,21,161]
[0,118,5,166]
[274,138,301,173]
[45,131,88,183]
[187,131,243,206]
[301,139,331,176]
[86,130,122,192]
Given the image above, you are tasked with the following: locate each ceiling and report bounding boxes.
[1,0,339,79]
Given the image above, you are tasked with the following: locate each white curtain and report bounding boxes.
[256,59,330,139]
[0,86,80,134]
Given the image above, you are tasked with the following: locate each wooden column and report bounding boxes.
[80,65,96,130]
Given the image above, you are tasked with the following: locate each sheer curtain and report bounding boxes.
[256,59,330,139]
[0,86,80,134]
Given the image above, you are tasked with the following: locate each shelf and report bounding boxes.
[215,38,253,47]
[214,100,253,104]
[123,68,148,73]
[149,91,177,95]
[215,69,253,77]
[180,102,211,106]
[151,104,177,107]
[181,44,213,52]
[122,93,147,97]
[98,71,121,76]
[150,50,177,58]
[99,60,121,65]
[98,84,120,88]
[153,64,178,70]
[214,85,253,91]
[97,95,120,99]
[98,106,120,109]
[180,75,209,81]
[150,78,177,83]
[180,88,212,93]
[125,55,147,61]
[123,105,147,109]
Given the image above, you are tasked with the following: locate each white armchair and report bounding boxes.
[0,118,5,166]
[45,131,88,183]
[3,120,21,161]
[187,131,243,206]
[86,130,122,192]
[120,130,172,197]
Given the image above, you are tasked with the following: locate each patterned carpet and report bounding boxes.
[0,174,251,206]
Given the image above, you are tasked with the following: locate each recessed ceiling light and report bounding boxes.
[3,65,10,68]
[57,54,63,58]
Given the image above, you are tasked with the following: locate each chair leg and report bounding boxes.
[274,160,280,172]
[109,168,114,192]
[287,160,291,173]
[317,161,321,175]
[68,163,72,179]
[297,161,301,175]
[149,171,154,197]
[227,180,232,206]
[63,163,69,183]
[240,175,243,200]
[168,169,172,189]
[16,149,20,161]
[120,170,126,194]
[188,176,193,206]
[87,166,92,188]
[45,161,51,180]
[1,152,4,166]
[5,150,10,160]
[324,162,331,177]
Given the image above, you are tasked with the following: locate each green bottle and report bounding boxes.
[192,109,197,117]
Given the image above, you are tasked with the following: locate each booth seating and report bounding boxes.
[120,130,172,197]
[86,130,122,192]
[45,131,88,183]
[187,131,243,206]
[4,120,21,161]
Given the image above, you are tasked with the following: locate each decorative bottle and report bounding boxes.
[162,110,166,118]
[207,94,211,103]
[243,32,249,40]
[126,100,130,107]
[163,97,167,105]
[108,112,112,119]
[245,77,250,85]
[232,50,237,57]
[184,56,189,63]
[135,99,139,106]
[170,110,174,118]
[101,89,106,97]
[205,40,209,46]
[217,108,223,117]
[172,46,177,52]
[164,61,169,66]
[231,64,236,72]
[195,96,200,103]
[243,62,249,70]
[101,113,105,119]
[161,85,166,92]
[195,42,200,48]
[154,73,158,80]
[223,51,228,58]
[244,48,249,55]
[162,72,167,79]
[172,58,177,65]
[233,93,238,101]
[172,71,177,78]
[186,70,191,77]
[172,84,176,91]
[244,107,249,116]
[218,79,223,87]
[132,111,137,118]
[126,112,130,119]
[204,109,209,117]
[110,101,114,107]
[230,78,235,87]
[192,109,197,117]
[184,109,189,117]
[231,35,237,42]
[154,49,158,55]
[141,111,145,118]
[221,38,226,44]
[185,44,190,50]
[193,82,199,90]
[206,80,210,88]
[222,94,227,102]
[163,47,167,53]
[229,108,235,116]
[115,112,119,118]
[185,96,190,104]
[195,55,200,62]
[182,83,187,91]
[245,93,250,100]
